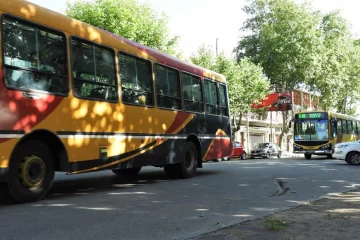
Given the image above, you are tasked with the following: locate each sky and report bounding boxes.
[27,0,360,58]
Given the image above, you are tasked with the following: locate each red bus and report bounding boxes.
[0,0,232,203]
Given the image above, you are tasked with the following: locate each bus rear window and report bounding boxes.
[2,16,68,95]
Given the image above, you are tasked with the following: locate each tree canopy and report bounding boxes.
[65,0,179,55]
[236,0,360,115]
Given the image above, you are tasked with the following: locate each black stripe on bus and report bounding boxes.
[0,167,8,182]
[68,140,158,173]
[57,131,229,139]
[0,130,25,134]
[57,131,189,138]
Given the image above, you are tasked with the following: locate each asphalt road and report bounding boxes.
[1,157,360,240]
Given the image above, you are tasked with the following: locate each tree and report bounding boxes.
[189,44,215,70]
[314,11,360,115]
[65,0,179,55]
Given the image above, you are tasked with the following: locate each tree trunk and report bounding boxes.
[231,113,242,141]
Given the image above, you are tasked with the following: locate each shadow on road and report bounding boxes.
[0,169,222,207]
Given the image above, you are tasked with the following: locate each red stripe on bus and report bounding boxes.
[204,138,232,160]
[0,68,64,143]
[165,112,192,134]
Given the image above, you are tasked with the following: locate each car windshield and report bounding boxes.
[254,143,269,149]
[294,119,329,141]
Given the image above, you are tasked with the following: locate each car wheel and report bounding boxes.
[277,152,282,158]
[241,153,246,160]
[346,152,360,165]
[265,152,270,159]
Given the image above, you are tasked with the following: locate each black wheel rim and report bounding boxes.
[350,154,360,164]
[185,150,195,170]
[18,155,46,189]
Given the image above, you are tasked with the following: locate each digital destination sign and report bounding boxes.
[296,112,327,119]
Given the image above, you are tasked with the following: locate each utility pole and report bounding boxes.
[216,38,218,57]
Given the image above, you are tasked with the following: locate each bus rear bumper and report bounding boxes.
[293,150,332,155]
[0,168,8,183]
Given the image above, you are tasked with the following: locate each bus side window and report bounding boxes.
[349,121,354,134]
[71,38,117,102]
[2,15,68,95]
[118,53,153,106]
[154,64,181,110]
[337,119,343,134]
[204,79,219,115]
[219,84,228,117]
[181,73,203,113]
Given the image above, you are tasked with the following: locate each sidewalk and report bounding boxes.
[191,189,360,240]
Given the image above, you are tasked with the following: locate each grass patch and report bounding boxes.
[263,218,289,231]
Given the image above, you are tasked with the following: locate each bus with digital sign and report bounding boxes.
[293,111,360,159]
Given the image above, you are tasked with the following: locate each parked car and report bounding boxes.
[249,142,282,159]
[333,141,360,165]
[221,141,246,161]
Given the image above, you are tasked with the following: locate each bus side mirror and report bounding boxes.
[288,121,292,129]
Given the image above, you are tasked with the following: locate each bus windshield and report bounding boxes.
[294,119,329,141]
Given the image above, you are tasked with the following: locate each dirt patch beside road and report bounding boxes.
[192,190,360,240]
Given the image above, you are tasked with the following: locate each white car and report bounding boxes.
[333,141,360,165]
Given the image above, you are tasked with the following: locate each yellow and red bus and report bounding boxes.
[293,111,360,159]
[0,0,232,203]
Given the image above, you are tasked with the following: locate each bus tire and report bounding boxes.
[112,167,141,176]
[304,154,312,160]
[7,140,55,203]
[164,141,198,178]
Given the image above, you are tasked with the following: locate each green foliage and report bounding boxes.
[236,0,322,91]
[189,44,215,70]
[263,218,289,231]
[314,11,360,115]
[65,0,179,55]
[236,0,360,116]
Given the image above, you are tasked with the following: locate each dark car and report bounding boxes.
[222,141,246,161]
[249,142,282,159]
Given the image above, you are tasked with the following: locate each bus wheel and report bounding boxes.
[304,154,312,160]
[7,140,55,203]
[164,141,198,178]
[346,152,360,165]
[112,167,141,176]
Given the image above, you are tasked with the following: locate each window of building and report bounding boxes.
[155,64,181,110]
[204,79,219,115]
[71,38,117,101]
[181,73,203,113]
[219,84,228,116]
[118,53,153,106]
[2,15,68,95]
